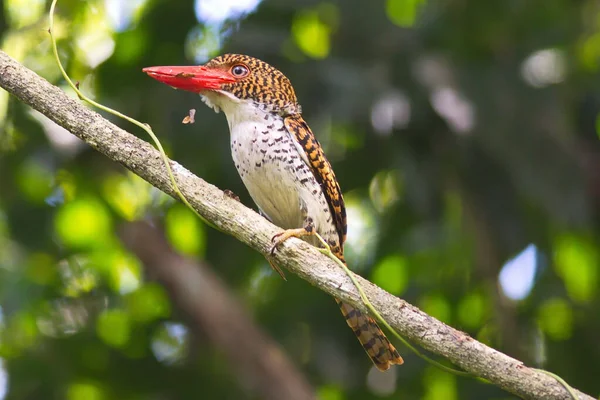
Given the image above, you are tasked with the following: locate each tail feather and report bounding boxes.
[328,247,403,370]
[336,299,404,370]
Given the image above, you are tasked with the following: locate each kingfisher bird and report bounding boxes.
[143,54,404,371]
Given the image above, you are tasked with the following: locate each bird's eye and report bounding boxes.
[231,64,249,77]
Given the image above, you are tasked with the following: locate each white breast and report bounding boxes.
[219,99,336,242]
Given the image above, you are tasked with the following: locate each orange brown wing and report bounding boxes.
[284,116,403,370]
[284,115,347,249]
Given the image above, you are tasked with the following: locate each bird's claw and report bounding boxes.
[270,227,309,255]
[268,225,315,278]
[267,231,293,280]
[270,231,285,255]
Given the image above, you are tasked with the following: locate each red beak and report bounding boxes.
[142,65,235,92]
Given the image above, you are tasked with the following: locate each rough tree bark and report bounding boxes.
[0,50,593,400]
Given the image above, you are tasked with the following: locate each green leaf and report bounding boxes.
[371,254,408,295]
[165,204,206,256]
[105,250,142,294]
[16,159,53,203]
[5,0,46,29]
[67,382,105,400]
[96,309,131,348]
[578,33,600,72]
[103,172,151,221]
[126,283,171,323]
[537,298,573,341]
[386,0,425,28]
[0,311,39,357]
[317,385,344,400]
[457,291,486,329]
[553,234,598,303]
[292,11,330,59]
[423,366,457,400]
[54,197,113,249]
[419,294,451,323]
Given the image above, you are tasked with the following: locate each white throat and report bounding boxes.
[200,91,268,132]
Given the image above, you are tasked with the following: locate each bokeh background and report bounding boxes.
[1,0,599,398]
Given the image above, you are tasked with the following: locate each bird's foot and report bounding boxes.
[270,224,315,256]
[268,220,315,280]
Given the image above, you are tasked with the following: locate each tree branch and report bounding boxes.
[0,50,593,400]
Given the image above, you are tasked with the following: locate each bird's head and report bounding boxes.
[143,54,301,117]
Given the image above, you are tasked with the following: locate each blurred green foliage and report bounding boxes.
[0,0,599,399]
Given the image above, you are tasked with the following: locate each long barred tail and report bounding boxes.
[336,299,404,370]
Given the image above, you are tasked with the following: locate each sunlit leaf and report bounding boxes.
[423,366,457,400]
[317,384,344,400]
[537,298,573,341]
[165,204,205,256]
[578,33,600,72]
[74,2,115,68]
[96,309,131,348]
[86,245,144,296]
[13,312,38,346]
[292,10,330,59]
[16,159,53,203]
[5,0,46,29]
[67,381,105,400]
[371,254,408,295]
[3,0,67,78]
[55,170,77,203]
[457,291,486,329]
[103,172,151,221]
[386,0,425,28]
[126,283,171,323]
[54,197,113,249]
[106,250,142,294]
[553,234,598,303]
[61,257,99,297]
[419,294,451,323]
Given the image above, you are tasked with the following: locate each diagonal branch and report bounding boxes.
[0,50,593,400]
